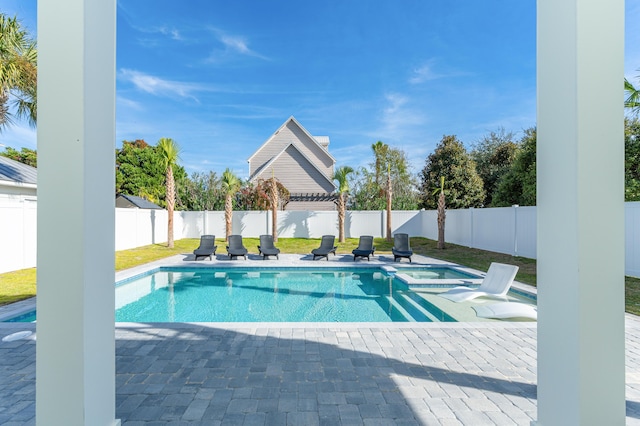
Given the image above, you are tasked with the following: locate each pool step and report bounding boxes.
[394,292,441,322]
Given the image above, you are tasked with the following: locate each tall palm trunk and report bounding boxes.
[437,190,446,249]
[166,165,175,248]
[271,176,278,242]
[338,192,346,243]
[386,168,392,242]
[225,194,233,241]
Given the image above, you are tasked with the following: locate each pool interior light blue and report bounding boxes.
[3,265,536,323]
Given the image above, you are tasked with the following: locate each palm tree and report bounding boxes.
[221,168,242,241]
[385,164,392,242]
[625,76,640,116]
[333,165,354,243]
[270,171,279,242]
[157,138,180,248]
[0,14,37,131]
[371,141,389,188]
[433,176,446,249]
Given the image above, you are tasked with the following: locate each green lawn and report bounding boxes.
[1,236,638,315]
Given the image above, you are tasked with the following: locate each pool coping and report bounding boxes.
[0,252,539,322]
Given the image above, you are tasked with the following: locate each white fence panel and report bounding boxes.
[627,202,640,278]
[472,207,515,255]
[421,210,438,240]
[444,209,472,247]
[308,211,340,238]
[277,211,310,238]
[346,211,383,237]
[515,206,537,258]
[115,208,168,250]
[204,211,226,237]
[392,211,424,237]
[236,211,269,236]
[0,199,37,273]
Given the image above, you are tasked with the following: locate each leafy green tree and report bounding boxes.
[626,118,640,201]
[471,128,519,206]
[221,168,242,241]
[178,171,224,211]
[350,145,420,210]
[115,139,187,208]
[492,128,537,207]
[625,75,640,116]
[420,135,485,209]
[0,146,36,167]
[157,138,180,248]
[0,14,37,130]
[333,165,354,242]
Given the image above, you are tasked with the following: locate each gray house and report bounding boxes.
[0,156,37,205]
[115,194,163,209]
[247,116,337,210]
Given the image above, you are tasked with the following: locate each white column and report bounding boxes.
[537,0,624,425]
[36,0,118,425]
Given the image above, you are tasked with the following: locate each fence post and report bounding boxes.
[203,210,208,235]
[513,205,519,256]
[469,207,474,248]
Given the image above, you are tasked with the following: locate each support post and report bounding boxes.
[536,0,625,424]
[36,0,118,424]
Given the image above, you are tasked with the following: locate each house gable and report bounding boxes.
[248,116,335,180]
[250,144,336,194]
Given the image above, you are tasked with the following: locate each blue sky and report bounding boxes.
[2,1,640,179]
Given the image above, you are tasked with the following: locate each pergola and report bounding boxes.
[35,1,625,424]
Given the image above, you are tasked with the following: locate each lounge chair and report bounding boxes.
[311,235,337,261]
[226,234,248,260]
[257,234,280,260]
[472,302,537,320]
[352,235,375,261]
[392,233,413,262]
[438,262,519,302]
[193,235,217,261]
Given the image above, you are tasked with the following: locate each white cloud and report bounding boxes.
[119,69,203,101]
[379,93,426,134]
[158,27,182,41]
[207,28,269,62]
[409,63,439,84]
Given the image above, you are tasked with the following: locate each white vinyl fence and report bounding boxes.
[2,202,640,277]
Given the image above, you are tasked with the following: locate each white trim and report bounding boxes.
[0,180,37,190]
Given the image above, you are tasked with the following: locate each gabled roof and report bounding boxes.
[0,156,37,185]
[247,116,336,164]
[250,143,336,190]
[116,194,163,209]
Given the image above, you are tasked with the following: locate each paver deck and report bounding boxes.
[1,253,639,425]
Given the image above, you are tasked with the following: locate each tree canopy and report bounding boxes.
[471,129,519,207]
[350,143,420,210]
[115,139,187,208]
[0,14,37,131]
[0,146,36,167]
[492,128,537,207]
[626,118,640,201]
[420,135,485,209]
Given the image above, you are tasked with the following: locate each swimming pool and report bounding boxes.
[1,265,535,323]
[113,268,455,322]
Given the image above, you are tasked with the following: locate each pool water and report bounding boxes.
[394,266,479,280]
[114,268,455,322]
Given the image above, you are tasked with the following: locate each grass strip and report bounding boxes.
[0,237,638,314]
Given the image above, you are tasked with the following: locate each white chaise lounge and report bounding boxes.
[438,262,519,303]
[473,302,537,320]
